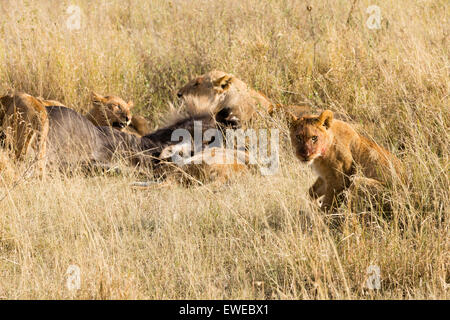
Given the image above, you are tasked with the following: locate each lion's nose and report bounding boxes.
[297,146,308,158]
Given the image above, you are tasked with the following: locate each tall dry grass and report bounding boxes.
[0,0,448,299]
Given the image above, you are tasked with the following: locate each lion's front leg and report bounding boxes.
[309,177,326,199]
[320,179,347,212]
[320,188,336,212]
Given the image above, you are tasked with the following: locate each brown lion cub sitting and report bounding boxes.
[289,110,404,211]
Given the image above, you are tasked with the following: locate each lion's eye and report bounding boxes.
[312,136,318,143]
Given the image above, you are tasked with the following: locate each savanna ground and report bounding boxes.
[0,0,448,299]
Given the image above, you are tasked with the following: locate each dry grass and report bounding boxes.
[0,0,448,299]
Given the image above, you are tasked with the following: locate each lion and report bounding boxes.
[85,92,134,130]
[85,92,152,137]
[0,91,250,184]
[0,92,139,176]
[289,110,404,211]
[0,92,50,176]
[177,70,273,127]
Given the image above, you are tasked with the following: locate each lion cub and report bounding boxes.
[289,110,403,211]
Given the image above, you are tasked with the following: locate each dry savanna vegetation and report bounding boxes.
[0,0,448,299]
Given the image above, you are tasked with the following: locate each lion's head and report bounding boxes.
[177,70,233,100]
[177,70,272,126]
[289,110,334,163]
[87,92,134,129]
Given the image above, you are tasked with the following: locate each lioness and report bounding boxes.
[86,92,134,130]
[289,110,404,211]
[85,92,152,137]
[177,70,273,127]
[0,92,51,175]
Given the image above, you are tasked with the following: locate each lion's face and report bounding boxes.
[91,92,133,129]
[177,76,214,99]
[177,71,248,127]
[290,111,334,163]
[177,71,231,101]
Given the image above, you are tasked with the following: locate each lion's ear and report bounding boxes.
[318,110,333,129]
[213,75,233,91]
[91,92,106,105]
[127,100,134,109]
